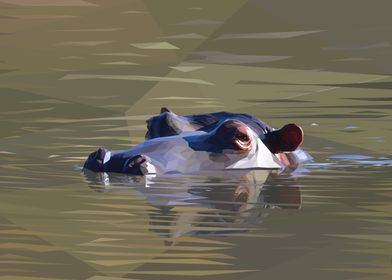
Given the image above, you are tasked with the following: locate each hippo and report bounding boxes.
[83,118,286,175]
[146,107,304,154]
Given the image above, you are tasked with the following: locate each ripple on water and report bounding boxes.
[327,154,392,166]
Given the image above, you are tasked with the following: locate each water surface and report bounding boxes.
[1,1,392,279]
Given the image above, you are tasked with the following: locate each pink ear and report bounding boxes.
[278,123,304,152]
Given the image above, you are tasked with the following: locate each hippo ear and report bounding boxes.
[160,107,171,113]
[268,123,304,153]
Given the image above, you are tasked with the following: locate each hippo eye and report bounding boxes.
[235,132,249,142]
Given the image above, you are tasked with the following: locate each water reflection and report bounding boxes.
[83,169,302,243]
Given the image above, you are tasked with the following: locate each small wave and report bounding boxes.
[319,154,392,167]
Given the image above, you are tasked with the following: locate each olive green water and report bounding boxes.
[1,1,392,279]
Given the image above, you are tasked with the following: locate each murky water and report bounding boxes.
[1,1,392,279]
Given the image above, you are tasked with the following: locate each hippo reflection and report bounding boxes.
[83,169,302,243]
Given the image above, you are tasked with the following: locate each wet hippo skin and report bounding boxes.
[84,119,284,175]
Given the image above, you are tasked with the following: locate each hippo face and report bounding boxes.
[84,118,283,175]
[84,108,310,176]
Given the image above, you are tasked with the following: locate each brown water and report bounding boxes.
[1,1,392,279]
